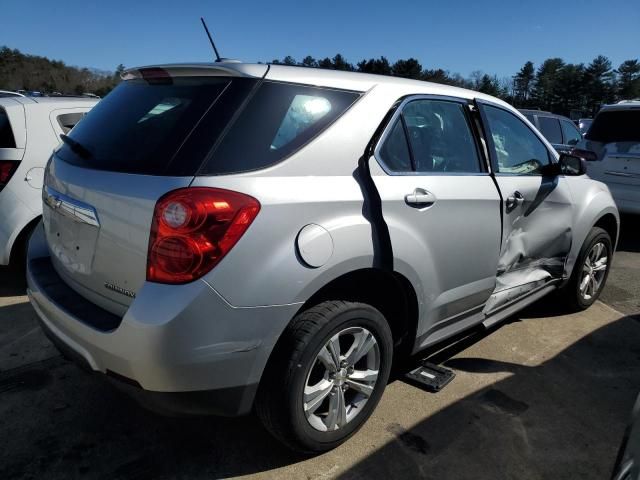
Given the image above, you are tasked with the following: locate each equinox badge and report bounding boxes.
[104,282,136,299]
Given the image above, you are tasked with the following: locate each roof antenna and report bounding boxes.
[200,17,221,62]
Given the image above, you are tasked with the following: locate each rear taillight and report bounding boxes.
[0,160,19,190]
[147,187,260,284]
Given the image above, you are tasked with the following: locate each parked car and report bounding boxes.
[0,95,98,270]
[612,394,640,480]
[0,90,25,98]
[578,118,594,136]
[27,62,618,453]
[576,101,640,214]
[520,109,583,154]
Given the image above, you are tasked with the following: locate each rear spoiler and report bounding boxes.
[121,63,268,81]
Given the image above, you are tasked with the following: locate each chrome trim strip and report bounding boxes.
[605,171,640,179]
[43,186,100,228]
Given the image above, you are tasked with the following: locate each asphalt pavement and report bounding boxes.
[0,215,638,479]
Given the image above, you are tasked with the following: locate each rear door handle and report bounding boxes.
[405,188,436,208]
[506,191,525,211]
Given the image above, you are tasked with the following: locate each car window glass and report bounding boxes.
[537,116,563,144]
[561,120,581,146]
[0,108,16,148]
[202,82,360,175]
[586,110,640,143]
[524,113,535,124]
[484,105,550,175]
[56,112,86,134]
[402,99,481,173]
[379,118,411,172]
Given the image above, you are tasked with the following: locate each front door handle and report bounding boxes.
[506,190,525,211]
[405,188,436,208]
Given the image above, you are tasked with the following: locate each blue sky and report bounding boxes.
[2,0,639,78]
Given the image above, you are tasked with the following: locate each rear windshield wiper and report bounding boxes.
[60,134,92,160]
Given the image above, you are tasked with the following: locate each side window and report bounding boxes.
[0,108,16,148]
[537,116,563,144]
[56,112,86,134]
[524,113,535,124]
[379,118,412,172]
[483,105,551,175]
[561,120,581,146]
[378,99,481,174]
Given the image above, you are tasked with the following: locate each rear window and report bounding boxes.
[586,110,640,143]
[57,77,359,176]
[0,108,16,148]
[537,116,562,144]
[56,77,241,175]
[200,81,360,175]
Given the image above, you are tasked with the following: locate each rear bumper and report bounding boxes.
[27,223,300,416]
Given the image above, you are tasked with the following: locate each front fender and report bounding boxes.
[564,176,619,279]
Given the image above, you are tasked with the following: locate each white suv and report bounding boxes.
[576,101,640,214]
[0,96,98,269]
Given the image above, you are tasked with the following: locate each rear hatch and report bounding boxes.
[42,66,265,315]
[585,108,640,190]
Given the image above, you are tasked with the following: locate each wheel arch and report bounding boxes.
[294,268,419,357]
[9,214,41,268]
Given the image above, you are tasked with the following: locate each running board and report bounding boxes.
[404,362,456,392]
[482,284,557,329]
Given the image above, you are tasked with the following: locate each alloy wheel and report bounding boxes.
[580,241,608,301]
[303,326,380,432]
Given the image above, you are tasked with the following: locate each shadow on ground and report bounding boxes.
[618,214,640,253]
[1,299,639,479]
[339,313,640,480]
[0,266,26,297]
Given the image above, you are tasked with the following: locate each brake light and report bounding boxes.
[147,187,260,284]
[0,160,19,190]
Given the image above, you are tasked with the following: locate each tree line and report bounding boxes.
[272,54,640,117]
[0,47,123,97]
[1,45,638,118]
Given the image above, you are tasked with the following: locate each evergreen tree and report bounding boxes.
[513,61,535,106]
[616,59,640,100]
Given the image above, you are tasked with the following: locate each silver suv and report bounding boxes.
[27,62,618,453]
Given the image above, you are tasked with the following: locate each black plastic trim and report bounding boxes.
[29,257,122,332]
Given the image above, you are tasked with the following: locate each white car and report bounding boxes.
[0,96,98,270]
[577,101,640,214]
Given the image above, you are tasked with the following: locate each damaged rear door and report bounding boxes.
[478,101,574,312]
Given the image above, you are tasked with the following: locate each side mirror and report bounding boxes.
[569,148,598,161]
[558,153,587,176]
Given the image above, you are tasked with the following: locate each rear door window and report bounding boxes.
[0,108,16,148]
[537,116,563,144]
[586,110,640,143]
[379,118,412,172]
[560,120,581,146]
[201,82,360,175]
[377,98,482,174]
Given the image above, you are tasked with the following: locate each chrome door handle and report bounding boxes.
[506,191,525,211]
[405,188,436,208]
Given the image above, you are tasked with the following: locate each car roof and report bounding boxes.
[0,96,99,109]
[519,109,572,121]
[123,61,513,107]
[600,100,640,112]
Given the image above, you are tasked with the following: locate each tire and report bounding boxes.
[558,226,612,311]
[256,300,393,453]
